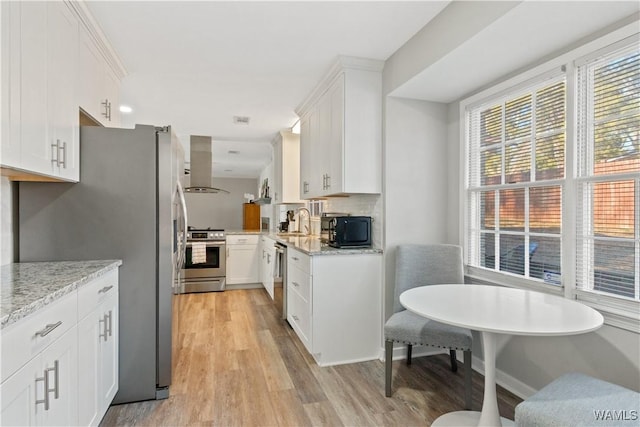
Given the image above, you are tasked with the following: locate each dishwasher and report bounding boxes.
[274,242,288,321]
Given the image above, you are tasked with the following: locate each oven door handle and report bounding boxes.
[186,241,226,247]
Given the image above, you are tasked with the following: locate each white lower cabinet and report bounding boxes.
[260,236,276,299]
[77,273,119,427]
[1,325,78,427]
[286,248,382,366]
[0,269,119,427]
[226,235,260,285]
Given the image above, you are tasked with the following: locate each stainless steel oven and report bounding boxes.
[181,228,226,292]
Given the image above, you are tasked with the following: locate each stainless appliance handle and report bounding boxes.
[186,241,225,247]
[177,181,188,269]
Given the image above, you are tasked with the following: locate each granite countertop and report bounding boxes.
[266,233,383,256]
[225,230,263,235]
[1,260,122,329]
[225,230,382,255]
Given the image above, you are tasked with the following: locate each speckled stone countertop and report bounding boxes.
[1,260,122,329]
[224,230,382,255]
[266,233,383,256]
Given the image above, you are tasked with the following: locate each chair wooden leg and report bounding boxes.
[406,344,412,366]
[464,350,472,410]
[449,349,458,372]
[385,340,393,397]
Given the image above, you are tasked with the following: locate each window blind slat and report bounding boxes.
[576,40,639,301]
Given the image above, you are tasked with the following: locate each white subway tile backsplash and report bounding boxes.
[324,195,383,248]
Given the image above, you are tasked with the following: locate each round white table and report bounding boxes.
[399,284,604,427]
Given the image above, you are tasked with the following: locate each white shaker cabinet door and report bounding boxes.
[77,311,101,427]
[18,2,51,176]
[0,356,40,427]
[39,326,79,427]
[47,1,79,181]
[227,245,260,285]
[98,290,119,415]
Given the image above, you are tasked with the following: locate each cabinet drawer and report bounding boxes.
[288,265,311,303]
[287,290,311,351]
[227,234,259,245]
[287,248,310,275]
[1,291,77,382]
[77,269,119,320]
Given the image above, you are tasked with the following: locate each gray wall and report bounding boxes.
[185,177,258,231]
[0,177,13,265]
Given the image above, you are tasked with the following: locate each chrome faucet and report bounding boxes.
[295,207,311,235]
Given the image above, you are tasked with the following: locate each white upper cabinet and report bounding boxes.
[296,57,383,199]
[78,26,121,127]
[0,1,123,182]
[0,1,79,182]
[47,1,80,181]
[272,131,303,204]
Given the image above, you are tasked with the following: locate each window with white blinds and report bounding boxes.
[466,75,566,284]
[575,38,639,301]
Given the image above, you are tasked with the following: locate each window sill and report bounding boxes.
[465,267,639,334]
[574,290,640,333]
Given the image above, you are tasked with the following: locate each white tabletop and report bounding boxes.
[400,284,604,336]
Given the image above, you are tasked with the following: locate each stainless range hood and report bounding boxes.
[185,135,229,194]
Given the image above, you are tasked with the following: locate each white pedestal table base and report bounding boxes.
[432,411,514,427]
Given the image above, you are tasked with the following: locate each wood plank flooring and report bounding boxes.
[100,288,521,426]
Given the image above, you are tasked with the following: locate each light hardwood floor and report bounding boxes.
[100,288,521,426]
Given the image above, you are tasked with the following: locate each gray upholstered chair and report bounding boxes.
[384,244,473,409]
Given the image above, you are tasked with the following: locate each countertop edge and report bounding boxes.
[1,260,122,330]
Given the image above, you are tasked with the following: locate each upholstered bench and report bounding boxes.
[515,373,640,426]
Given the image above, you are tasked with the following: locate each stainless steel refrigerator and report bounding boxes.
[18,124,188,404]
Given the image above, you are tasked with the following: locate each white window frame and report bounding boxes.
[459,21,640,332]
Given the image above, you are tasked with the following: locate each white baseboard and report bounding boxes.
[470,354,536,400]
[378,345,537,400]
[225,283,263,290]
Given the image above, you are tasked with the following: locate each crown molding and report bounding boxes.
[66,0,127,79]
[295,56,384,118]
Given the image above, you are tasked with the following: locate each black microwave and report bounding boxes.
[328,216,372,248]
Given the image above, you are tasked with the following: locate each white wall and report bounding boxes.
[382,97,449,319]
[185,177,257,231]
[0,177,13,265]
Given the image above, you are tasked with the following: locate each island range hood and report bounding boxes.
[185,135,229,194]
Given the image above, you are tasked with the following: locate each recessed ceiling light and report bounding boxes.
[233,116,250,125]
[119,105,133,113]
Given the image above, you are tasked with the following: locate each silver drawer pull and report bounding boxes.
[292,281,300,287]
[292,256,299,261]
[292,315,299,321]
[35,321,62,338]
[98,285,114,294]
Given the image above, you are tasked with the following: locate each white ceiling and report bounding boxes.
[85,1,450,178]
[391,1,640,102]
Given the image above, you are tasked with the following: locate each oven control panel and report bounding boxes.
[187,229,225,241]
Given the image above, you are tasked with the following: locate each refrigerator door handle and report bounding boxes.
[176,180,188,269]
